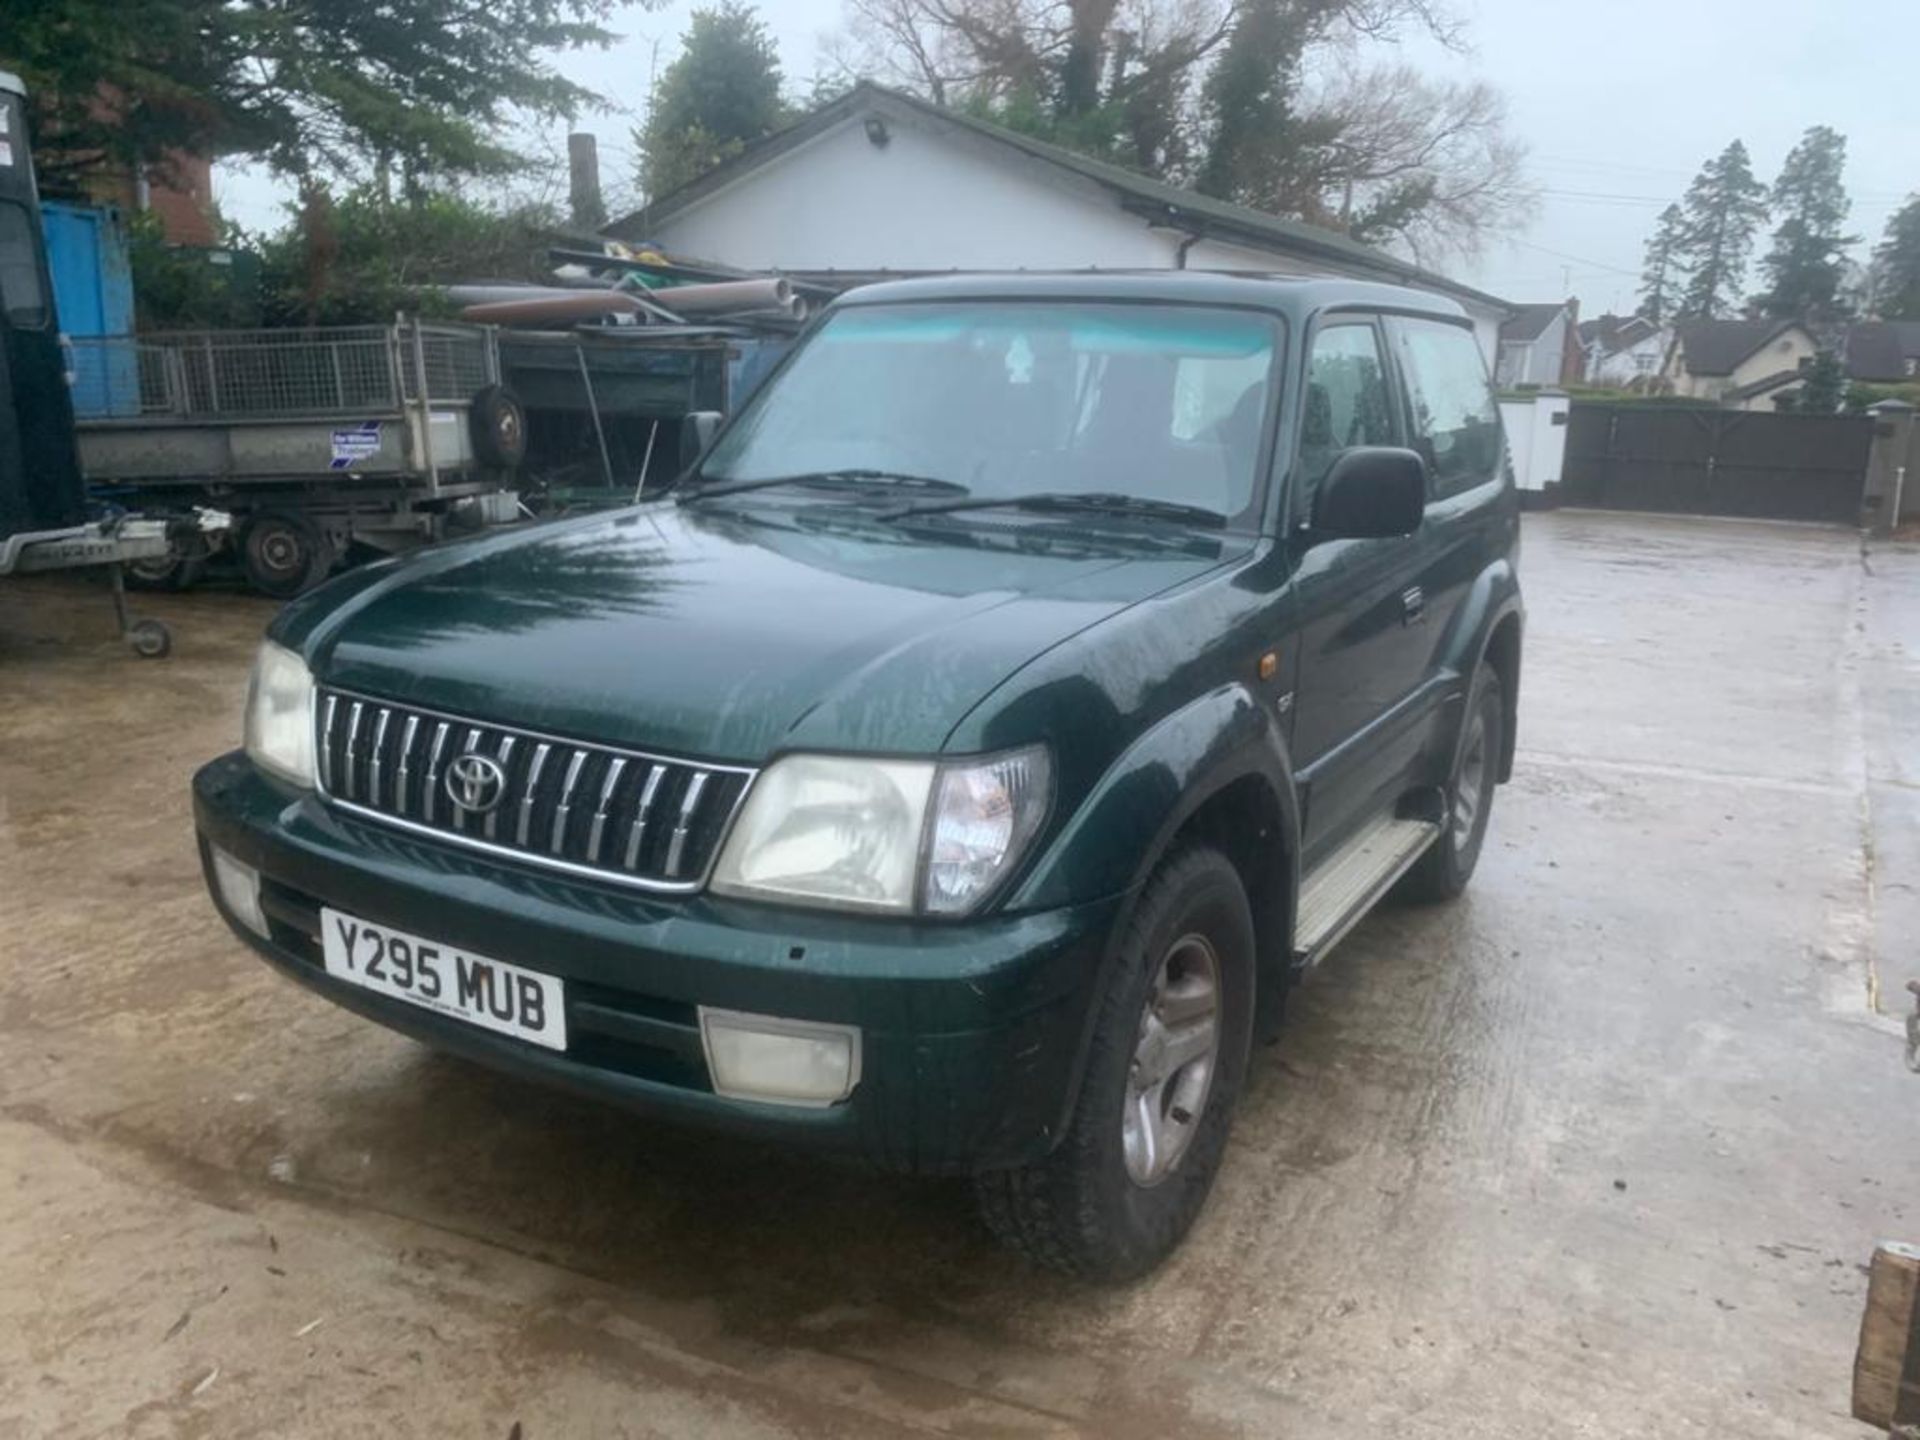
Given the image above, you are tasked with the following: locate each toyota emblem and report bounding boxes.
[445,752,507,813]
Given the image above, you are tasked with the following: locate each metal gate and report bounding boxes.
[1561,405,1873,523]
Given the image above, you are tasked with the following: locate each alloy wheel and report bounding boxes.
[1451,711,1489,849]
[1122,933,1221,1186]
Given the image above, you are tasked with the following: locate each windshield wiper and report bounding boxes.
[882,490,1227,528]
[680,469,969,503]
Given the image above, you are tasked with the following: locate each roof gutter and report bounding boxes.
[1120,197,1506,314]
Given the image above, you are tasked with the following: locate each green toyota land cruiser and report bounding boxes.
[194,273,1522,1279]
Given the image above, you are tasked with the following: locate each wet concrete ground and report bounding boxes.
[1,510,1915,1439]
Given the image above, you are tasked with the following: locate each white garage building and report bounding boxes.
[605,83,1510,360]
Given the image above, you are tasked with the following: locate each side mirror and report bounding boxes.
[1311,447,1428,540]
[679,410,723,470]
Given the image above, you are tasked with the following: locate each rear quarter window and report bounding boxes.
[1390,318,1501,499]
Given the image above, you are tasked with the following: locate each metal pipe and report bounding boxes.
[410,318,439,494]
[575,342,615,490]
[646,278,794,317]
[633,419,659,504]
[461,292,651,325]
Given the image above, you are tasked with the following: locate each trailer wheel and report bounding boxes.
[469,385,527,470]
[240,512,332,598]
[127,619,173,659]
[125,538,209,592]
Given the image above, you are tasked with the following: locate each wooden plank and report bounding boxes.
[1854,1241,1920,1428]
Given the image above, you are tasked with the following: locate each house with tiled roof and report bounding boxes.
[1662,319,1819,408]
[1662,318,1918,409]
[1577,313,1668,389]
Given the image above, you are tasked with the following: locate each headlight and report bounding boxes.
[711,746,1050,916]
[243,639,315,787]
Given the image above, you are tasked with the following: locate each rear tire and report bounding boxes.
[974,845,1255,1281]
[1401,665,1504,903]
[240,512,333,599]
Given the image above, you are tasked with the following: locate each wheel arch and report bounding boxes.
[1010,682,1302,1048]
[1476,603,1524,783]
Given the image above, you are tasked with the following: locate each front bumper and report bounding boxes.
[193,752,1124,1174]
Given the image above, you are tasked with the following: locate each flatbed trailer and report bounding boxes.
[69,319,526,595]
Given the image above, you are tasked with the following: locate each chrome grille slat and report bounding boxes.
[624,763,668,871]
[550,750,589,854]
[318,694,339,791]
[394,714,421,816]
[665,771,711,878]
[368,708,393,808]
[343,702,366,801]
[421,721,451,825]
[313,689,751,892]
[586,757,628,863]
[484,735,517,840]
[517,743,551,847]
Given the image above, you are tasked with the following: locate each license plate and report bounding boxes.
[320,909,567,1051]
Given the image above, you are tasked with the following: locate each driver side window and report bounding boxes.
[1297,320,1395,518]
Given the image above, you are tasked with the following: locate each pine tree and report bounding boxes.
[1674,141,1769,320]
[9,0,612,189]
[1197,0,1322,207]
[637,3,786,201]
[1756,126,1856,323]
[1873,196,1920,321]
[1790,350,1847,413]
[1638,203,1687,325]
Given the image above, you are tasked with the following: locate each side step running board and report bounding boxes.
[1293,814,1440,969]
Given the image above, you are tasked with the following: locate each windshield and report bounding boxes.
[698,302,1281,527]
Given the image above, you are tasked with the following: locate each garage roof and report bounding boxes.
[606,82,1510,316]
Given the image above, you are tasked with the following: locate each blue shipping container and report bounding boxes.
[41,200,139,417]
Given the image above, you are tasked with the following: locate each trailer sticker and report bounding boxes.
[329,422,381,469]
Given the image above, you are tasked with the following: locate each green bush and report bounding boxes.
[127,211,260,330]
[254,187,563,328]
[1846,380,1920,413]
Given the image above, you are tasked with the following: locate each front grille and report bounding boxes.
[315,689,754,891]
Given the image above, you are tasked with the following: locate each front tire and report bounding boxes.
[1401,665,1504,903]
[974,846,1255,1281]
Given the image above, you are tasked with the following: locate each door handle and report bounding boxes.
[1401,585,1426,624]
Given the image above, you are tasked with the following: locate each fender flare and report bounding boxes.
[1010,680,1300,914]
[1465,592,1525,783]
[1431,556,1523,785]
[1003,682,1304,1140]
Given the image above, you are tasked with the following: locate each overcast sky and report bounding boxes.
[216,0,1919,316]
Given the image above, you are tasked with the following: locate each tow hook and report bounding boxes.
[1907,981,1920,1075]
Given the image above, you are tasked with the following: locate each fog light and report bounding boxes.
[209,846,268,939]
[698,1008,861,1107]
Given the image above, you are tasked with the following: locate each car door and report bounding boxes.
[1285,312,1432,862]
[1385,315,1511,761]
